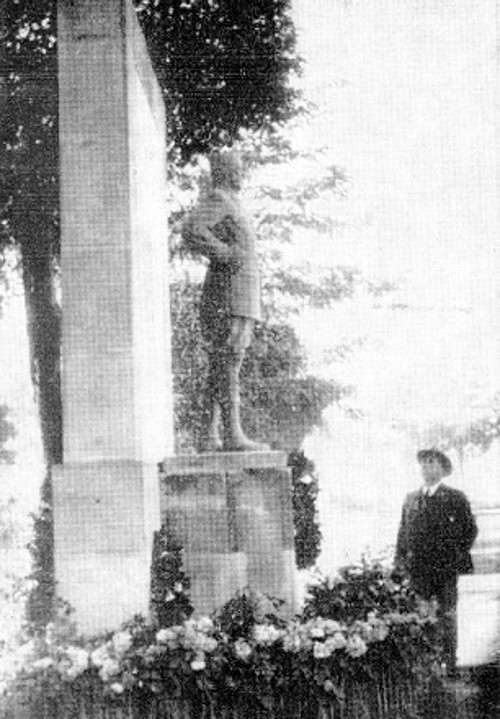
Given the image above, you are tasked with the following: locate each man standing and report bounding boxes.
[395,448,478,678]
[182,149,268,452]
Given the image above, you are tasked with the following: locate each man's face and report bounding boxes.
[419,455,445,485]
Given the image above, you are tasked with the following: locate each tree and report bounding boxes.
[135,0,302,160]
[2,3,59,626]
[409,396,500,462]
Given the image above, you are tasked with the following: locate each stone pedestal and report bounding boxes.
[54,0,172,635]
[53,461,160,634]
[457,508,500,667]
[161,452,297,616]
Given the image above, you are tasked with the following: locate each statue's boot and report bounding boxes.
[198,351,224,452]
[198,402,223,452]
[221,352,269,452]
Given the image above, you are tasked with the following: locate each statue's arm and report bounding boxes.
[182,194,235,263]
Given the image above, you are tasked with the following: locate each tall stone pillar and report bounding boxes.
[53,0,173,635]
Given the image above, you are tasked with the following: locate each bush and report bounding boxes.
[302,556,419,623]
[2,559,445,719]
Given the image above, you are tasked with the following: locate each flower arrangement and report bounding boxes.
[2,559,444,719]
[302,553,421,622]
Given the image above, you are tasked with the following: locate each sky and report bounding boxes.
[289,0,499,431]
[292,0,498,289]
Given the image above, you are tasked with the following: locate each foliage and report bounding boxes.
[247,152,397,321]
[214,589,286,641]
[413,396,500,460]
[287,450,322,570]
[24,475,54,631]
[150,526,194,628]
[3,560,444,719]
[1,0,59,253]
[302,558,420,625]
[135,0,302,161]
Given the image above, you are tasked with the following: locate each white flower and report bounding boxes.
[313,641,334,659]
[156,627,178,647]
[309,625,325,639]
[112,631,133,656]
[32,656,54,671]
[325,633,347,651]
[282,628,302,653]
[345,634,367,658]
[110,682,124,695]
[370,620,389,642]
[373,624,389,642]
[323,620,342,635]
[64,666,82,680]
[190,653,206,671]
[358,622,374,642]
[253,624,283,646]
[90,645,109,668]
[233,639,252,661]
[64,646,89,677]
[196,635,218,654]
[195,617,214,634]
[99,657,121,681]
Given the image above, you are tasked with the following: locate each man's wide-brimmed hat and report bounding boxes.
[417,448,453,477]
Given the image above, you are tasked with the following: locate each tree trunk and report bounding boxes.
[21,242,62,628]
[22,251,62,466]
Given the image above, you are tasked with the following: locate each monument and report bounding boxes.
[53,0,296,635]
[169,149,296,614]
[53,0,173,635]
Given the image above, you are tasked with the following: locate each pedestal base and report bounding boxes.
[53,460,160,635]
[160,452,296,616]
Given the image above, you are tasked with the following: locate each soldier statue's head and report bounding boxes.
[209,149,243,191]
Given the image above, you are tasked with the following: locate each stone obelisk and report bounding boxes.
[53,0,173,635]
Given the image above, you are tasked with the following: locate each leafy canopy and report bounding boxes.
[135,0,302,160]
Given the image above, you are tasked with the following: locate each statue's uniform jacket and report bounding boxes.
[184,188,261,336]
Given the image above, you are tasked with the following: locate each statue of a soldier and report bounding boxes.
[182,149,268,452]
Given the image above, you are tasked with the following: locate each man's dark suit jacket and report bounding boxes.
[396,483,478,581]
